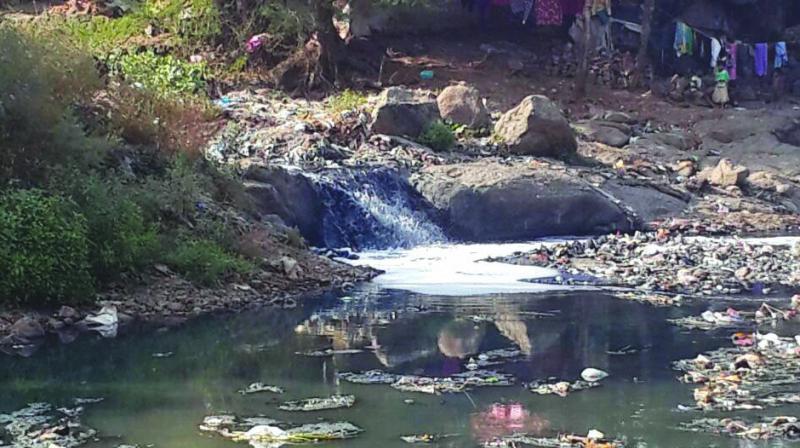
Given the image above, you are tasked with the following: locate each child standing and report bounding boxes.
[712,64,730,107]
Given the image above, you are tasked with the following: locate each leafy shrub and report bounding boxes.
[135,155,212,222]
[165,238,253,286]
[116,51,208,97]
[34,15,149,58]
[418,121,455,152]
[328,90,367,116]
[0,189,94,304]
[69,176,160,281]
[145,0,222,50]
[0,25,106,184]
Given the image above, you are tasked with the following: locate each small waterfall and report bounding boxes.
[306,168,446,250]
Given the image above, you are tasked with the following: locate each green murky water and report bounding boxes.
[1,285,795,447]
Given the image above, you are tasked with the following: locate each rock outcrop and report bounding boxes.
[411,161,633,241]
[244,166,325,246]
[370,87,440,137]
[437,84,491,128]
[494,95,577,158]
[701,158,750,187]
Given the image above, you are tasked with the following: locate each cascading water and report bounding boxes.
[305,167,446,250]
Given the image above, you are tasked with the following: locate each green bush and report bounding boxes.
[418,121,456,152]
[0,25,106,184]
[328,90,367,116]
[136,155,212,222]
[0,189,94,304]
[166,238,253,286]
[116,51,208,97]
[69,176,160,281]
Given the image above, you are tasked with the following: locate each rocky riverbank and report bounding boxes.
[0,236,378,357]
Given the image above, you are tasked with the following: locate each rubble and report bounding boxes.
[490,232,800,297]
[278,395,355,412]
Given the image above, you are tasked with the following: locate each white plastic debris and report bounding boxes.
[580,368,609,382]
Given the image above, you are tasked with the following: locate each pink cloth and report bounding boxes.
[536,0,563,25]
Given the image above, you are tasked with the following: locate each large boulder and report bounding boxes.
[8,317,45,343]
[244,166,325,245]
[436,84,491,128]
[701,158,750,187]
[576,121,631,147]
[494,95,577,157]
[411,161,633,241]
[370,87,440,137]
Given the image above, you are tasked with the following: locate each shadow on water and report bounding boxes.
[0,286,784,447]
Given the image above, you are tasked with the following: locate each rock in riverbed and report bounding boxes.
[371,87,440,138]
[494,95,577,158]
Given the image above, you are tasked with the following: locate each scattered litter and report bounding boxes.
[580,368,609,382]
[200,415,363,446]
[279,395,355,412]
[670,303,794,331]
[238,383,284,395]
[674,332,800,411]
[613,292,683,307]
[338,369,514,395]
[682,416,800,441]
[81,305,119,338]
[484,432,624,447]
[337,370,398,385]
[0,402,97,448]
[529,380,599,397]
[296,348,363,357]
[401,433,459,444]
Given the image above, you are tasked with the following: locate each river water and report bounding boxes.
[1,243,797,448]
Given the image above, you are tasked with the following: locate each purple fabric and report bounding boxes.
[754,43,768,77]
[726,43,737,80]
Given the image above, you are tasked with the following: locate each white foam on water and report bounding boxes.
[345,242,566,296]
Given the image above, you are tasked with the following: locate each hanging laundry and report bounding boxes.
[674,22,694,57]
[511,0,534,23]
[754,43,768,77]
[775,41,789,69]
[562,0,584,16]
[536,0,563,26]
[710,38,721,68]
[726,42,737,80]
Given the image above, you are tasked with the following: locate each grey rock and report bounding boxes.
[411,161,633,241]
[581,122,630,147]
[370,87,440,137]
[436,84,491,128]
[9,317,45,342]
[244,166,325,246]
[494,95,577,158]
[603,111,636,124]
[702,158,750,187]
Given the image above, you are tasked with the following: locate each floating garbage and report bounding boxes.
[529,380,599,397]
[200,414,363,447]
[401,433,459,444]
[484,432,624,447]
[338,369,514,395]
[81,305,119,338]
[279,395,355,412]
[613,292,683,307]
[674,332,800,411]
[669,303,794,331]
[238,383,285,395]
[296,348,363,357]
[472,347,525,368]
[682,416,800,441]
[580,368,609,383]
[0,402,97,448]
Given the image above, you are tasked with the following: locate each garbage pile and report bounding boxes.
[529,380,599,397]
[669,303,794,331]
[238,383,284,395]
[0,402,98,448]
[492,232,800,297]
[484,430,624,448]
[674,332,800,412]
[682,416,800,441]
[278,395,355,412]
[200,415,363,447]
[338,369,514,394]
[612,291,683,307]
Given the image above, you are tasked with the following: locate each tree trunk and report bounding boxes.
[574,0,593,99]
[633,0,655,88]
[312,0,345,84]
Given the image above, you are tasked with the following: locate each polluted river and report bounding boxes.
[4,172,800,448]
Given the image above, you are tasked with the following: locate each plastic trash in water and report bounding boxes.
[420,70,434,80]
[82,306,118,338]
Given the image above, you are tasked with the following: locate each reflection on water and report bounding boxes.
[0,285,777,448]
